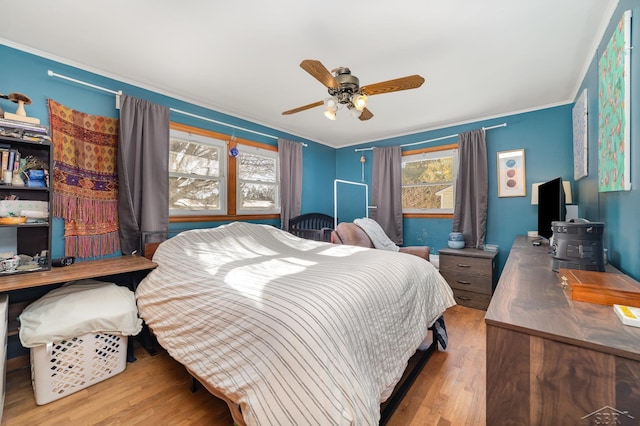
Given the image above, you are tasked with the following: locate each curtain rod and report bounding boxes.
[354,122,507,152]
[47,70,307,146]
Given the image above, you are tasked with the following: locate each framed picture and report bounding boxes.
[497,149,526,197]
[598,10,632,192]
[572,88,588,180]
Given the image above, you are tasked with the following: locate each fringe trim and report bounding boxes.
[64,231,121,259]
[53,193,118,223]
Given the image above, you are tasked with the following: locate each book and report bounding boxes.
[613,304,640,327]
[1,149,8,171]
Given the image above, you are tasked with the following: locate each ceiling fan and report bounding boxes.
[282,59,425,121]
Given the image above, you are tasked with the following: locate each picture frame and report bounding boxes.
[598,10,632,192]
[497,149,526,197]
[572,88,588,180]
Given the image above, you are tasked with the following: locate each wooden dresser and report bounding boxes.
[485,236,640,425]
[438,247,498,310]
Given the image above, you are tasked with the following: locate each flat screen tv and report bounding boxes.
[537,177,566,240]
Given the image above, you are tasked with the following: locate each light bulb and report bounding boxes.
[351,93,367,110]
[324,97,338,109]
[324,108,337,120]
[351,108,362,118]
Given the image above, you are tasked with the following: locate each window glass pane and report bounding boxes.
[402,157,453,185]
[402,184,454,209]
[169,176,220,210]
[238,152,276,182]
[239,182,277,210]
[170,138,220,177]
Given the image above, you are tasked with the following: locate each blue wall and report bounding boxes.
[3,0,638,283]
[0,44,325,258]
[572,0,640,281]
[337,105,574,274]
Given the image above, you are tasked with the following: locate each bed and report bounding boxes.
[135,221,456,425]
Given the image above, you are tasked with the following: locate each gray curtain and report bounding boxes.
[117,94,170,255]
[371,146,403,244]
[278,138,302,231]
[453,129,488,248]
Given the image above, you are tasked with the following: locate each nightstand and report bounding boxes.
[438,247,498,310]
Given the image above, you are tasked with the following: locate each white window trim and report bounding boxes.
[402,147,458,214]
[236,143,281,215]
[169,129,227,216]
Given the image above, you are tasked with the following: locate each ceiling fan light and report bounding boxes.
[352,93,368,110]
[324,97,338,109]
[351,108,362,118]
[324,108,337,120]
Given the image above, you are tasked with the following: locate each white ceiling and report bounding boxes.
[0,1,617,148]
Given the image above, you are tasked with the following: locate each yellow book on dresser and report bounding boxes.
[613,304,640,327]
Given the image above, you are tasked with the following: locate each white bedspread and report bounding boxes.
[136,222,455,425]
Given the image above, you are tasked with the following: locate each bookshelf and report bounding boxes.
[0,134,52,275]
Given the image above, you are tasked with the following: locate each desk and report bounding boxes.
[0,256,157,292]
[0,255,157,369]
[485,236,640,424]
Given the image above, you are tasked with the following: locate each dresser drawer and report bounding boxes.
[440,254,493,277]
[440,270,492,295]
[452,288,491,310]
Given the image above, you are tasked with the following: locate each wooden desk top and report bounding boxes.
[486,235,640,361]
[0,255,157,292]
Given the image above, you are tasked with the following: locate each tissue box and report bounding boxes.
[0,200,48,217]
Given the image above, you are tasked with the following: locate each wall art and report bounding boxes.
[497,149,526,197]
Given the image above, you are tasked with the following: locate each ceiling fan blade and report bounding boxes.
[300,59,341,89]
[358,108,373,121]
[360,75,425,96]
[282,100,324,115]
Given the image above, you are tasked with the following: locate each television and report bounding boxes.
[537,177,566,240]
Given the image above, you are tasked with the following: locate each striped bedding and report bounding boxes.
[136,222,455,425]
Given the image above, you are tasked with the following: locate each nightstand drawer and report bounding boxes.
[440,270,492,295]
[452,288,491,310]
[440,254,493,277]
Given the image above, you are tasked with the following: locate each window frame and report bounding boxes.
[401,143,459,217]
[168,122,281,222]
[169,128,227,217]
[235,142,281,215]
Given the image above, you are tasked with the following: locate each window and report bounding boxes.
[236,143,280,215]
[402,146,458,214]
[169,129,227,216]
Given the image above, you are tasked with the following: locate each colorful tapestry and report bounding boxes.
[598,10,632,192]
[48,99,121,258]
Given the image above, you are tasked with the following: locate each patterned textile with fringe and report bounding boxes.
[48,99,120,258]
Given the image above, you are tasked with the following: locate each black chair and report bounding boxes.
[288,213,334,242]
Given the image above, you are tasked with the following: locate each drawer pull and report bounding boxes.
[456,263,471,268]
[457,295,472,301]
[456,280,472,285]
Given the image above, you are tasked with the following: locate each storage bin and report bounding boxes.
[30,332,127,405]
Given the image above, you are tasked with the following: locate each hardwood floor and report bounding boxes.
[2,305,486,425]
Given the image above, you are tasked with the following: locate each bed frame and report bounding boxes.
[142,238,439,425]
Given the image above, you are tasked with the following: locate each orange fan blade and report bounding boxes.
[282,100,324,115]
[300,59,341,89]
[358,108,373,121]
[360,75,425,96]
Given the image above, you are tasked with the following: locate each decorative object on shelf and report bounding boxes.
[48,99,120,258]
[572,88,588,180]
[497,149,526,197]
[11,171,24,186]
[8,93,31,116]
[5,92,40,124]
[598,10,632,192]
[0,216,27,225]
[1,257,19,272]
[448,232,465,249]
